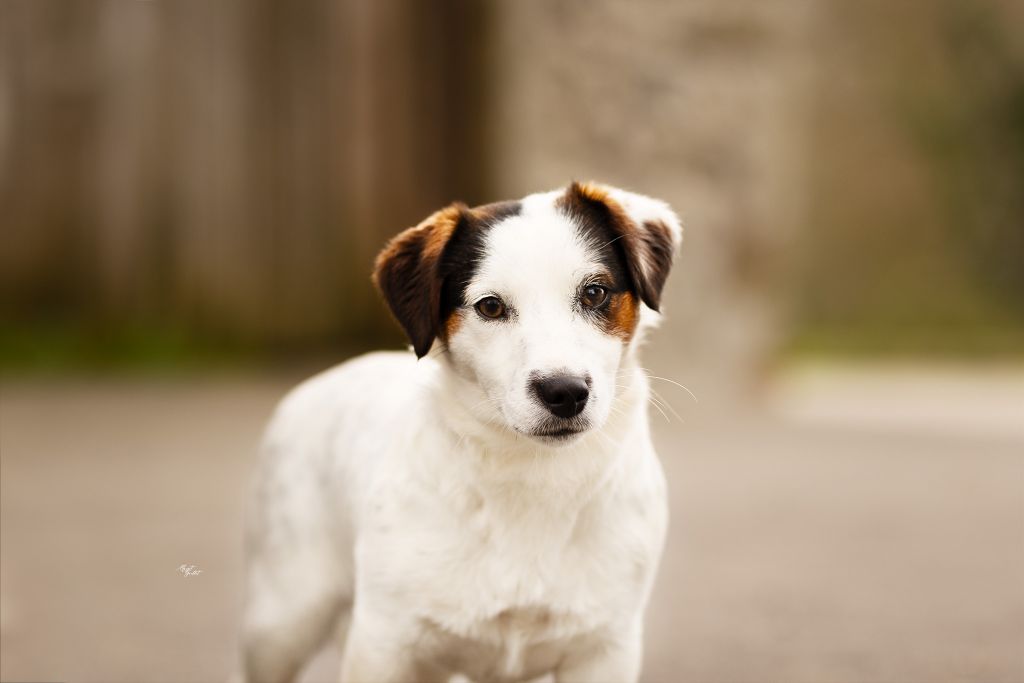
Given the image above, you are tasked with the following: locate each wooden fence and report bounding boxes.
[0,0,490,350]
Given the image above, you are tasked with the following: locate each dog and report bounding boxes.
[242,182,682,683]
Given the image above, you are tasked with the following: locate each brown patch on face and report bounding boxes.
[556,182,638,254]
[602,290,640,341]
[373,203,467,358]
[442,308,463,342]
[557,182,676,312]
[569,181,612,204]
[373,199,522,358]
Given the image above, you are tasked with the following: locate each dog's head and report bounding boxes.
[374,182,682,445]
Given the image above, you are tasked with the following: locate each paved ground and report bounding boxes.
[1,365,1023,682]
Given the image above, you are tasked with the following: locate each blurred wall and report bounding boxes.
[1,0,1022,371]
[0,0,491,357]
[487,0,1024,385]
[798,0,1024,356]
[488,0,815,392]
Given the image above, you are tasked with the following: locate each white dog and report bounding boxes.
[242,182,682,683]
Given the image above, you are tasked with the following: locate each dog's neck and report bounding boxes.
[424,350,651,511]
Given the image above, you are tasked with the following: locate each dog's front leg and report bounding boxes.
[339,611,448,683]
[556,620,644,683]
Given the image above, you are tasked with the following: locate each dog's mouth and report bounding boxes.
[523,418,590,443]
[534,427,583,440]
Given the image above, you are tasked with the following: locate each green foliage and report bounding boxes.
[0,321,256,375]
[793,0,1024,357]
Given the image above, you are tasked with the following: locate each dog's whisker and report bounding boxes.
[646,396,670,423]
[649,387,685,423]
[631,368,699,404]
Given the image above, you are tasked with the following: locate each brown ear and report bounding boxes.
[372,203,467,358]
[560,182,680,312]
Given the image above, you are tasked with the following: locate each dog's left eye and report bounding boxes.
[580,284,609,308]
[475,296,506,319]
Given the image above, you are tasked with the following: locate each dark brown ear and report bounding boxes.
[559,182,681,312]
[372,203,467,358]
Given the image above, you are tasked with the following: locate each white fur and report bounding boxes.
[242,186,681,683]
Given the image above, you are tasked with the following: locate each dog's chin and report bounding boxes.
[520,420,591,446]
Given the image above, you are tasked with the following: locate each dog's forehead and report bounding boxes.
[474,193,594,289]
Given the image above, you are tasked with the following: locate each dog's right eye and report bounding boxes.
[475,296,506,320]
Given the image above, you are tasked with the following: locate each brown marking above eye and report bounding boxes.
[600,291,640,341]
[557,182,677,312]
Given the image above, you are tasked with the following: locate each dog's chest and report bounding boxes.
[389,489,658,675]
[425,604,580,682]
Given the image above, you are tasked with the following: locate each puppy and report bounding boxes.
[242,182,682,683]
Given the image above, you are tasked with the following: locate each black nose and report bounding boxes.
[532,374,590,419]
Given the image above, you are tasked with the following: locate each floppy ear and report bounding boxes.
[560,182,683,311]
[373,203,467,358]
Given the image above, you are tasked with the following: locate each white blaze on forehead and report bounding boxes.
[468,194,596,305]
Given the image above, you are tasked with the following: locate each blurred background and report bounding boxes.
[1,1,1022,681]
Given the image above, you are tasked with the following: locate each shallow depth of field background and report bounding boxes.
[1,1,1023,682]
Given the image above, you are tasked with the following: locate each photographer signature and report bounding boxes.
[177,563,203,577]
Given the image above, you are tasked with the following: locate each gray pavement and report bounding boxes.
[1,366,1022,682]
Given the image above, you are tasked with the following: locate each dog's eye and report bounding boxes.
[580,285,609,308]
[475,296,506,319]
